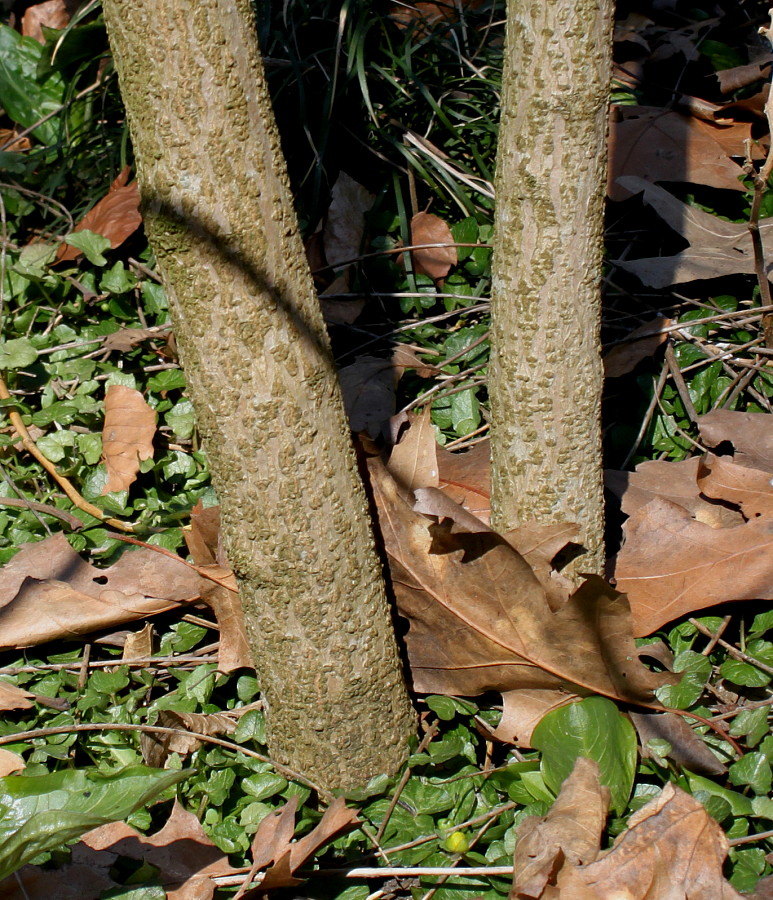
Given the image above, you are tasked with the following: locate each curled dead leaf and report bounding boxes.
[511,759,744,899]
[141,708,237,767]
[0,532,204,648]
[615,497,773,636]
[370,458,675,703]
[410,212,457,280]
[102,384,156,493]
[603,316,673,378]
[56,167,142,262]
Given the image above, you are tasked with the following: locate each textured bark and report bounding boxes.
[102,0,414,790]
[489,0,613,577]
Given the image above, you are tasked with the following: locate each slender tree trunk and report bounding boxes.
[489,0,613,577]
[102,0,414,790]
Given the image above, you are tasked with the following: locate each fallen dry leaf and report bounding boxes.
[339,355,402,437]
[319,270,365,325]
[613,12,653,48]
[715,55,773,94]
[436,438,491,523]
[102,326,168,353]
[0,128,32,152]
[323,171,375,268]
[389,0,486,34]
[386,409,491,521]
[511,758,744,899]
[184,501,222,566]
[603,316,673,378]
[0,532,204,648]
[102,384,156,493]
[0,862,114,900]
[21,0,80,43]
[630,711,726,776]
[611,411,773,635]
[200,578,253,673]
[609,107,749,202]
[503,521,579,612]
[699,409,773,471]
[512,757,609,899]
[413,485,490,533]
[606,457,744,528]
[570,783,743,899]
[56,167,142,262]
[387,408,440,493]
[390,343,439,378]
[614,497,773,636]
[410,211,457,280]
[0,680,35,711]
[81,800,239,900]
[141,708,237,766]
[0,748,25,776]
[370,458,675,703]
[613,176,773,287]
[1,801,239,900]
[698,453,773,519]
[0,678,67,712]
[122,622,154,660]
[238,796,359,897]
[494,689,579,747]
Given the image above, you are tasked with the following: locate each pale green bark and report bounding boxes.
[490,0,613,576]
[102,0,414,790]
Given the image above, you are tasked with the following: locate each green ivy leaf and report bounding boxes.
[720,658,771,688]
[164,399,195,439]
[242,773,288,801]
[730,707,770,747]
[450,217,479,261]
[729,847,767,893]
[63,230,112,266]
[100,261,137,294]
[35,430,76,463]
[450,388,480,436]
[532,697,637,816]
[77,432,103,465]
[729,752,772,796]
[750,610,773,637]
[685,772,754,816]
[0,337,38,369]
[13,243,57,278]
[425,696,461,721]
[655,650,712,709]
[148,369,187,393]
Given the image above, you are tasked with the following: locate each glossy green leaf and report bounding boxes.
[720,658,771,688]
[450,216,479,260]
[0,24,66,145]
[425,696,461,721]
[0,766,189,881]
[532,697,637,815]
[730,707,769,747]
[655,650,712,709]
[100,261,137,294]
[242,773,288,801]
[729,752,773,796]
[449,387,480,436]
[685,773,754,816]
[729,847,766,893]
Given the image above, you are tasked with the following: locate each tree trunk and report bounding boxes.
[489,0,613,577]
[102,0,415,791]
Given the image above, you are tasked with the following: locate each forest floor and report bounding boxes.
[1,0,773,898]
